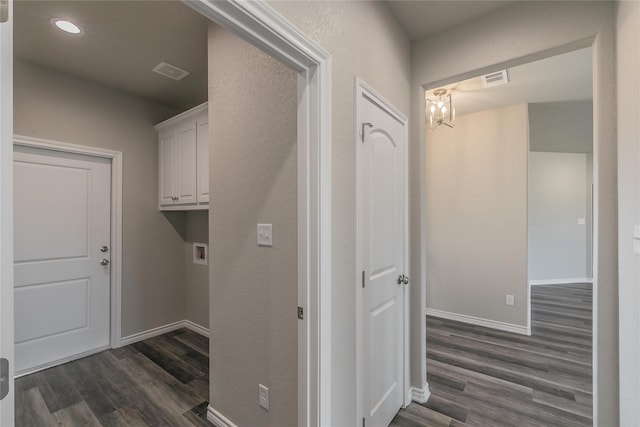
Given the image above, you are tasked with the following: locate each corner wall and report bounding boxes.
[411,2,617,424]
[13,60,188,337]
[207,23,298,427]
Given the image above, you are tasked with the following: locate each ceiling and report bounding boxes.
[385,0,515,40]
[14,1,210,110]
[14,1,588,114]
[429,47,593,117]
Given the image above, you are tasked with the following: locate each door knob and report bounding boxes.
[100,246,109,253]
[397,274,409,285]
[99,259,110,266]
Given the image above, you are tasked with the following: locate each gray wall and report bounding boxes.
[207,23,298,427]
[426,104,528,327]
[616,1,640,425]
[184,210,209,329]
[529,101,593,153]
[14,60,188,337]
[528,152,590,281]
[268,2,412,424]
[411,2,617,424]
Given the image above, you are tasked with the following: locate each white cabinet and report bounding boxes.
[155,103,209,210]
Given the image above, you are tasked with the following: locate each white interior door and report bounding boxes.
[13,147,111,375]
[357,83,408,427]
[0,1,13,423]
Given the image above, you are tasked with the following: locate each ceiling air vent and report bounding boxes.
[152,61,190,81]
[481,70,509,88]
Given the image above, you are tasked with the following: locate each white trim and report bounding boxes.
[120,320,209,346]
[410,385,430,404]
[184,320,210,338]
[354,78,410,425]
[182,2,332,425]
[426,308,531,336]
[154,102,208,131]
[12,135,125,349]
[530,278,593,286]
[207,405,239,427]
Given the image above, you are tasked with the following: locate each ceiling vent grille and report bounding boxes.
[152,62,190,81]
[481,70,509,88]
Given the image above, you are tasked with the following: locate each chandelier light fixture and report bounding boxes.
[426,88,455,130]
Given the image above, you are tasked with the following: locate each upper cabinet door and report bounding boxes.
[155,102,208,210]
[159,132,176,206]
[175,122,197,205]
[196,114,209,204]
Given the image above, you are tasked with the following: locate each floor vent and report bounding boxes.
[152,61,190,81]
[481,70,509,88]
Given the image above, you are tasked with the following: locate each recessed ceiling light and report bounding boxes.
[50,18,84,35]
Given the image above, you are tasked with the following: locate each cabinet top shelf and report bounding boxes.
[154,101,208,131]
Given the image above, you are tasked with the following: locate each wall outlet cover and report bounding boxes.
[506,294,515,306]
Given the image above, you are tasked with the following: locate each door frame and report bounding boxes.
[13,135,124,350]
[182,2,332,426]
[354,77,410,425]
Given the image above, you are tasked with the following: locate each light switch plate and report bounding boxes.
[257,224,273,247]
[578,218,586,225]
[506,294,515,306]
[259,384,269,410]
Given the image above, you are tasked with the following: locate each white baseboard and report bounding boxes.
[530,278,593,286]
[120,319,210,346]
[410,385,430,403]
[208,405,239,427]
[426,308,530,336]
[184,320,210,337]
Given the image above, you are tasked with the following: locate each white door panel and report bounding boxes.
[13,148,111,374]
[196,116,209,204]
[358,87,407,427]
[159,133,176,206]
[175,122,197,204]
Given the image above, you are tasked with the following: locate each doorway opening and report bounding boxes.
[414,47,595,425]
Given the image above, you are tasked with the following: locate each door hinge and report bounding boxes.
[0,358,8,400]
[362,270,365,288]
[0,0,7,23]
[297,306,304,320]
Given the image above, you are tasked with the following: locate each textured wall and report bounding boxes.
[616,1,640,425]
[411,2,617,423]
[13,60,187,337]
[426,104,528,327]
[268,2,412,423]
[207,23,298,427]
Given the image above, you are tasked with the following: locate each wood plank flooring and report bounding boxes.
[16,284,592,426]
[15,329,213,427]
[392,283,593,427]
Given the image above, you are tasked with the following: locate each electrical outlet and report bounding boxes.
[259,384,269,410]
[257,224,273,247]
[506,294,515,306]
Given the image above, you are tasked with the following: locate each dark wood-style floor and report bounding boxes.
[16,283,592,427]
[15,329,213,427]
[392,283,593,427]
